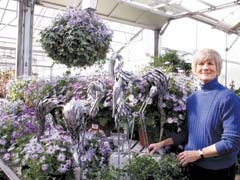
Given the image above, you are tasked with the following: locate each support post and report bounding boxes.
[15,0,35,77]
[154,29,160,58]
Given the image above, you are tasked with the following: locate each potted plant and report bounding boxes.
[124,155,160,180]
[150,50,192,75]
[39,7,113,68]
[158,154,189,180]
[124,154,189,180]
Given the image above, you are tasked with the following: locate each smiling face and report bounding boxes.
[195,59,218,84]
[192,48,222,84]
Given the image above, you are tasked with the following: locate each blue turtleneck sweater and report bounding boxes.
[174,78,240,170]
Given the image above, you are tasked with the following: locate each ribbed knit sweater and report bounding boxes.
[174,78,240,170]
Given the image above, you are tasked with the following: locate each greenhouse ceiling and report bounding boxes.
[35,0,240,34]
[0,0,240,51]
[0,0,239,66]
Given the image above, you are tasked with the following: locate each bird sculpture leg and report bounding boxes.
[158,96,165,141]
[139,97,151,150]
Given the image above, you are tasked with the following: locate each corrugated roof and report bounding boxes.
[1,0,240,50]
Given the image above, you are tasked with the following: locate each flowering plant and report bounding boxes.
[0,55,197,179]
[39,7,113,68]
[15,130,74,180]
[73,131,113,179]
[126,72,196,145]
[0,99,37,155]
[161,74,196,131]
[135,51,197,143]
[0,76,115,179]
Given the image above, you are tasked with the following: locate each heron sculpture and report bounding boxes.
[109,53,137,139]
[109,53,139,171]
[109,53,169,151]
[35,96,64,141]
[62,80,106,167]
[138,68,169,148]
[35,80,107,168]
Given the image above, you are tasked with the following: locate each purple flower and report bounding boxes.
[65,159,72,167]
[82,148,95,162]
[57,153,66,162]
[57,164,68,173]
[3,153,11,161]
[100,141,112,156]
[0,139,6,145]
[41,164,49,171]
[31,153,39,160]
[40,7,112,68]
[46,145,57,154]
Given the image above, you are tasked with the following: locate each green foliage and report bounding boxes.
[7,77,75,105]
[158,154,188,180]
[151,50,191,75]
[124,154,188,180]
[85,165,121,180]
[6,79,29,102]
[0,170,8,180]
[93,104,114,135]
[6,79,50,106]
[230,80,240,97]
[125,155,160,180]
[39,7,113,68]
[0,120,15,152]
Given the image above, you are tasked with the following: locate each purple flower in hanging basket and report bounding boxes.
[40,7,113,68]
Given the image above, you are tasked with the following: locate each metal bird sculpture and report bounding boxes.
[109,53,138,171]
[62,98,89,143]
[109,51,169,152]
[138,68,168,148]
[35,80,106,167]
[62,80,106,167]
[109,53,136,127]
[35,96,64,141]
[87,79,106,118]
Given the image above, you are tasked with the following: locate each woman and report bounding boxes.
[148,48,240,180]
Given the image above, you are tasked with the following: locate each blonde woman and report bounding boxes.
[149,48,240,180]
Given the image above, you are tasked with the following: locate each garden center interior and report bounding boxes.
[1,0,240,179]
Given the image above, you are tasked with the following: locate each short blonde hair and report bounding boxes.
[192,48,222,75]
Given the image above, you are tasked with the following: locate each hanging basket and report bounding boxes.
[39,7,113,68]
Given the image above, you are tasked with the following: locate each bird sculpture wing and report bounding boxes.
[140,68,168,110]
[35,96,63,140]
[87,80,106,118]
[109,52,123,79]
[62,99,89,142]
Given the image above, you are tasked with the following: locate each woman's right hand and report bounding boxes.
[148,142,162,154]
[148,138,173,154]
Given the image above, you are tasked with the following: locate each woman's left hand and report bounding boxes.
[177,150,201,167]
